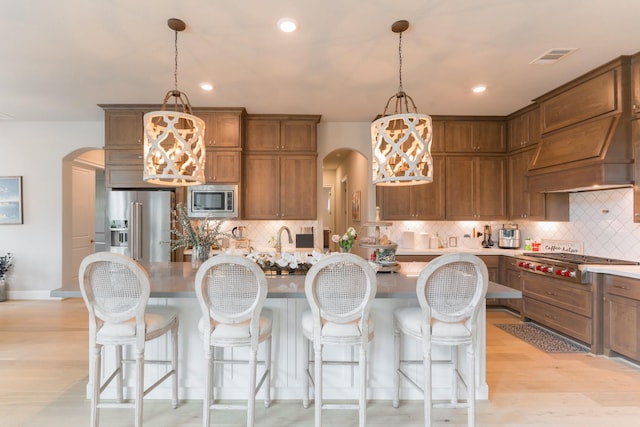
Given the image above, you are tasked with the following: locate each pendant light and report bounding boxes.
[371,20,433,186]
[143,18,206,186]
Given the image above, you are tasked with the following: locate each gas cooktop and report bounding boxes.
[520,252,639,265]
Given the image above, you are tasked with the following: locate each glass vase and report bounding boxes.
[339,246,351,253]
[191,245,210,269]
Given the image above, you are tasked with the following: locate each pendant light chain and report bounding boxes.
[173,30,179,110]
[397,31,403,94]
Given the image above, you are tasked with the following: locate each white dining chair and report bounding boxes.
[301,253,377,427]
[194,254,272,427]
[393,253,488,427]
[79,252,179,427]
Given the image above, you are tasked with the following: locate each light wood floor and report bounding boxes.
[1,300,639,426]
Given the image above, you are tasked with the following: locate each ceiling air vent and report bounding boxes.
[530,48,578,65]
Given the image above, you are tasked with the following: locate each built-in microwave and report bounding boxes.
[186,184,238,218]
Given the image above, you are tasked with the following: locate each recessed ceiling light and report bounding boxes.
[200,83,214,91]
[472,85,487,94]
[277,17,298,33]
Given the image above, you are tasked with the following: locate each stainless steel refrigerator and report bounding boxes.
[107,190,175,262]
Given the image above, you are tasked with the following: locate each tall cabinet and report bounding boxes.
[243,114,321,219]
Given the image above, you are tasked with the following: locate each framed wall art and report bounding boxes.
[0,176,23,225]
[351,190,361,222]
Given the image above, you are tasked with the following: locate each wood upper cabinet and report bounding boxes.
[245,115,320,152]
[430,119,445,153]
[632,55,640,118]
[377,156,445,220]
[508,149,545,220]
[104,109,145,147]
[205,151,241,183]
[508,149,569,221]
[243,153,317,219]
[444,120,506,153]
[445,156,506,220]
[508,107,540,152]
[196,110,244,148]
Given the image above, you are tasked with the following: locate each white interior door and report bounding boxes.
[70,165,95,285]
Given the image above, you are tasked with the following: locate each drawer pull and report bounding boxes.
[545,291,556,296]
[613,285,629,290]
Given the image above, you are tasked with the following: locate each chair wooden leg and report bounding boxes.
[314,345,323,427]
[467,344,476,427]
[135,347,144,427]
[171,320,179,409]
[115,345,123,403]
[424,341,432,427]
[359,345,367,427]
[203,346,212,427]
[264,336,272,408]
[247,349,258,427]
[451,346,459,405]
[90,344,101,427]
[392,326,401,408]
[302,336,310,409]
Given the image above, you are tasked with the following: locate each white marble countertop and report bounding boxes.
[582,265,640,280]
[396,247,524,256]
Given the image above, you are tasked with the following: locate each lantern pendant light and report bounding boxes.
[143,18,206,186]
[371,20,433,186]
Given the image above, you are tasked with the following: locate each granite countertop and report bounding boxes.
[51,261,521,300]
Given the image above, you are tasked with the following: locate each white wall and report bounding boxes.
[0,121,103,298]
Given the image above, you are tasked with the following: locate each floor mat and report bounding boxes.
[495,322,589,353]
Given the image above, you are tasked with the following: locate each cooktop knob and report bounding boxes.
[555,269,563,276]
[535,265,543,271]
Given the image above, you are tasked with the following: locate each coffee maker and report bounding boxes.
[498,224,520,249]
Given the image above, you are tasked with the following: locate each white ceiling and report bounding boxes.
[2,0,640,123]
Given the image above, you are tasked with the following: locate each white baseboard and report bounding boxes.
[7,290,61,300]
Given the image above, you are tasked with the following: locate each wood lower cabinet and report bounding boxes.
[243,154,317,219]
[377,157,445,220]
[445,156,506,220]
[603,274,640,362]
[503,257,523,313]
[522,272,593,345]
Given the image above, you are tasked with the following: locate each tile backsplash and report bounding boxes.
[225,188,640,262]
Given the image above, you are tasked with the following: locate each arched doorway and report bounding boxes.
[322,148,368,254]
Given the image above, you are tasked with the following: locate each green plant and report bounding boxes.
[331,227,358,251]
[168,203,233,251]
[0,253,14,280]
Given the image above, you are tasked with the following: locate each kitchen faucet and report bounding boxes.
[276,226,293,255]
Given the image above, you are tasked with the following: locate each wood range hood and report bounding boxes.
[526,56,634,193]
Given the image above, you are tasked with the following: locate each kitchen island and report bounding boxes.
[52,261,521,402]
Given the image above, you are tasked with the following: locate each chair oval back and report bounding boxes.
[195,254,268,325]
[416,253,488,324]
[79,252,151,324]
[305,253,377,324]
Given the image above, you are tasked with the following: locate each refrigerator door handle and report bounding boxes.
[131,201,143,261]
